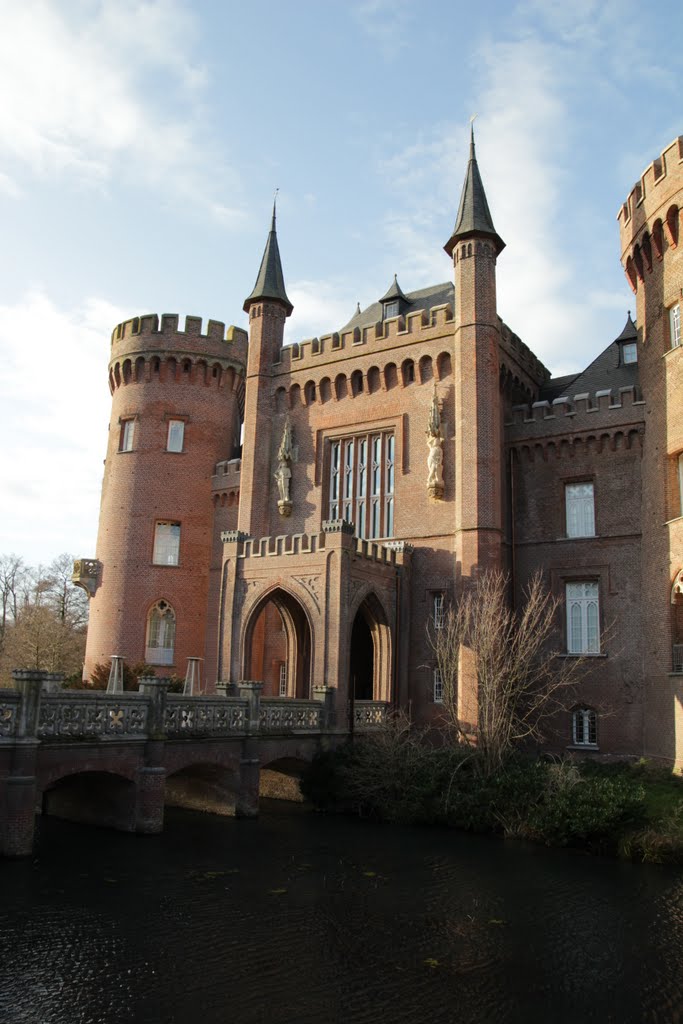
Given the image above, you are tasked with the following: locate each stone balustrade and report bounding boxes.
[353,700,390,728]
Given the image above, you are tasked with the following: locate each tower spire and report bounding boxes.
[243,195,293,316]
[444,124,505,257]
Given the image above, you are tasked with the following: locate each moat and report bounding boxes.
[1,805,682,1024]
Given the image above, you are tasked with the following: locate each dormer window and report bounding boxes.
[384,300,399,320]
[621,342,637,364]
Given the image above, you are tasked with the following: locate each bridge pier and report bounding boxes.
[134,766,166,833]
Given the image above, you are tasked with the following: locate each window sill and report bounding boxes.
[566,744,599,752]
[559,653,607,659]
[151,562,181,568]
[562,534,597,541]
[165,450,186,455]
[664,345,681,359]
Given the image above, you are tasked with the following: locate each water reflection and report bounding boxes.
[1,804,682,1023]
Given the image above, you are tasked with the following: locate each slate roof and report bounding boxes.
[243,203,293,316]
[339,281,454,332]
[444,125,505,256]
[539,341,639,402]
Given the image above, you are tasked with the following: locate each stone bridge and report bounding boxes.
[0,671,388,857]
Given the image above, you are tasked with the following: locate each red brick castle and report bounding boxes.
[74,130,683,765]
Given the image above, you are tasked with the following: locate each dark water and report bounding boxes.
[1,805,683,1024]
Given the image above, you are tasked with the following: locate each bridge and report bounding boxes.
[0,671,388,857]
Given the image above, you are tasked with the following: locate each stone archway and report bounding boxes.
[243,588,312,698]
[349,592,392,702]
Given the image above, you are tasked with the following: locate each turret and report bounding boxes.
[80,314,246,687]
[448,126,505,579]
[239,201,294,538]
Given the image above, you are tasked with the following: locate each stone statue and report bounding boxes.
[275,418,293,515]
[426,387,444,499]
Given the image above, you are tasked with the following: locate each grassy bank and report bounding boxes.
[300,724,683,863]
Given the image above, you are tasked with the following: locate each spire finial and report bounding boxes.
[272,188,279,229]
[469,114,477,155]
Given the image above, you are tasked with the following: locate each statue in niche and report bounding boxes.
[426,386,444,500]
[275,417,293,516]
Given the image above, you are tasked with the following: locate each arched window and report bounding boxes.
[572,708,597,747]
[146,600,176,665]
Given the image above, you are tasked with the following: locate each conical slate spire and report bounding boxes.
[243,198,293,316]
[380,274,410,304]
[444,125,505,257]
[615,311,637,343]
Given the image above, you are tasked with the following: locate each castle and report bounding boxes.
[74,130,683,765]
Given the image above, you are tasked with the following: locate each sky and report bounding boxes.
[0,0,681,566]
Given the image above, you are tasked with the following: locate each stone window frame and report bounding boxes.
[152,521,181,566]
[565,480,596,539]
[565,580,601,655]
[670,302,681,350]
[432,667,444,704]
[145,599,176,666]
[119,417,136,453]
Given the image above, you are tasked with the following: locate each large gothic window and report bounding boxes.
[146,600,176,665]
[328,432,395,539]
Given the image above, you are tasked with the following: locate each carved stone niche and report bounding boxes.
[72,558,101,597]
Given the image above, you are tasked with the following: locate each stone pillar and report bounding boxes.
[312,685,336,729]
[138,676,170,741]
[2,670,45,857]
[235,682,262,818]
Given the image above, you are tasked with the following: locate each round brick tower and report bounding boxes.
[617,135,683,764]
[80,313,247,686]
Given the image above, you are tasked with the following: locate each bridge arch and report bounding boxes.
[41,770,137,832]
[242,586,313,698]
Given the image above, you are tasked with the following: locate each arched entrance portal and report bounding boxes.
[349,593,392,702]
[244,589,312,698]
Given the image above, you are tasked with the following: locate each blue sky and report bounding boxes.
[0,0,680,564]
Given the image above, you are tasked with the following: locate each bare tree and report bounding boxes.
[428,570,585,774]
[0,554,88,684]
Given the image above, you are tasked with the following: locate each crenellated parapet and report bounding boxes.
[107,314,247,413]
[275,300,455,373]
[212,457,241,508]
[220,526,411,568]
[617,136,683,290]
[506,384,645,458]
[108,314,247,393]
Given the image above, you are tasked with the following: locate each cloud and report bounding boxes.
[0,0,241,224]
[285,279,359,343]
[373,4,646,375]
[0,290,125,563]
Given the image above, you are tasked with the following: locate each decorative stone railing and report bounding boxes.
[353,701,390,729]
[38,691,149,739]
[259,698,322,733]
[0,692,19,738]
[1,672,339,744]
[165,696,248,737]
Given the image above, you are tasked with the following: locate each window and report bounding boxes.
[433,594,445,630]
[565,482,595,538]
[279,662,287,697]
[433,668,443,704]
[671,304,681,349]
[328,431,395,539]
[166,419,185,452]
[153,521,180,565]
[145,600,176,665]
[384,300,399,319]
[622,342,637,364]
[572,708,597,746]
[566,582,600,654]
[119,419,135,452]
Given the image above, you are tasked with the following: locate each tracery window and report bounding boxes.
[565,482,595,538]
[670,304,681,349]
[145,600,176,665]
[328,432,395,539]
[566,582,600,654]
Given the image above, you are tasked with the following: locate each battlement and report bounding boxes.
[274,301,455,372]
[220,527,411,567]
[506,385,645,441]
[110,313,248,366]
[618,135,683,249]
